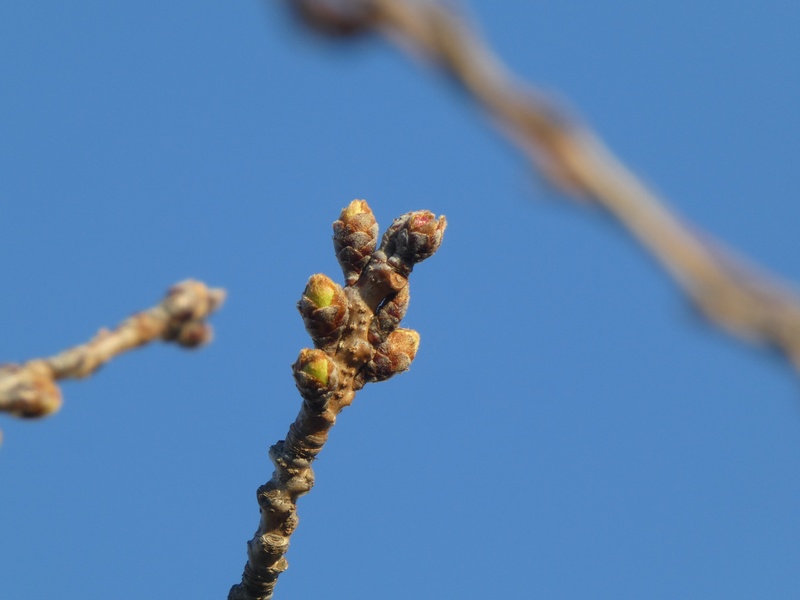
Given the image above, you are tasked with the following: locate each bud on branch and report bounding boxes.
[298,274,349,347]
[293,348,337,398]
[230,200,445,600]
[365,327,421,382]
[381,210,447,275]
[333,199,379,285]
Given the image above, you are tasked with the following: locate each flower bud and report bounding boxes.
[293,349,336,397]
[364,328,420,382]
[333,199,379,285]
[298,274,349,344]
[402,211,447,263]
[381,211,446,273]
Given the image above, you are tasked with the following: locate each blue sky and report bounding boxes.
[2,2,800,598]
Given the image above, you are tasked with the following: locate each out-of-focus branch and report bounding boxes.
[0,280,226,420]
[289,0,800,371]
[228,200,445,600]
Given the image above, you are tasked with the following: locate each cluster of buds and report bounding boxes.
[234,200,445,600]
[292,199,446,402]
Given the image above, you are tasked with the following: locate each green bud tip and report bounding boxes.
[300,350,330,386]
[304,274,337,309]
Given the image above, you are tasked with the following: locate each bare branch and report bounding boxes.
[289,0,800,371]
[228,200,445,600]
[0,280,226,420]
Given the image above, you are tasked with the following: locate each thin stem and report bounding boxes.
[0,280,225,420]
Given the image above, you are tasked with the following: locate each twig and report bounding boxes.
[0,280,226,421]
[228,200,445,600]
[289,0,800,371]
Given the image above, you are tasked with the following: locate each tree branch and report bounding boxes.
[228,200,445,600]
[289,0,800,371]
[0,280,226,422]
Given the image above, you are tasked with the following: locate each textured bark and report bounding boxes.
[228,201,445,600]
[0,280,225,421]
[289,0,800,372]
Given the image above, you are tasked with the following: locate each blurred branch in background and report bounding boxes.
[0,280,225,437]
[289,0,800,372]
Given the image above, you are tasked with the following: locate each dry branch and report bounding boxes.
[0,280,225,421]
[228,200,445,600]
[289,0,800,371]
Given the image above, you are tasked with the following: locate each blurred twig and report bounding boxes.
[0,280,225,421]
[290,0,800,371]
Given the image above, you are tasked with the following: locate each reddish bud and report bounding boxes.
[380,211,446,275]
[402,211,447,263]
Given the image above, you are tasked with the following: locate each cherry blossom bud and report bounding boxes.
[380,211,447,274]
[298,274,349,344]
[364,328,420,382]
[333,199,379,285]
[293,349,336,397]
[398,211,447,264]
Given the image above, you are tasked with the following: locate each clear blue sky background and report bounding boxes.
[2,2,800,598]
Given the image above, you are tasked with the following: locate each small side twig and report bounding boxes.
[289,0,800,371]
[228,200,445,600]
[0,280,226,421]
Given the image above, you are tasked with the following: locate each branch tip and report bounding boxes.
[0,280,224,424]
[230,200,444,599]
